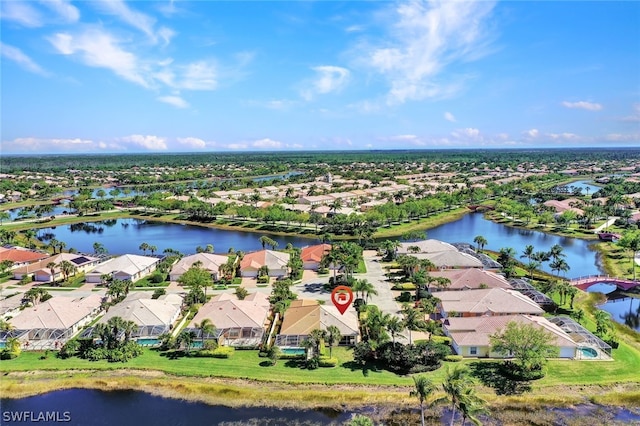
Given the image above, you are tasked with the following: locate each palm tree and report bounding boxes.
[402,305,425,345]
[178,329,197,354]
[473,235,487,253]
[121,320,138,343]
[443,366,472,426]
[385,315,405,347]
[59,260,77,282]
[46,261,57,284]
[521,244,535,262]
[458,387,488,426]
[149,245,158,256]
[548,244,566,262]
[309,328,326,357]
[139,242,150,255]
[326,325,341,358]
[411,375,436,426]
[352,279,378,302]
[195,318,216,348]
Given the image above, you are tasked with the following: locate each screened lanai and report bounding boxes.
[549,316,612,357]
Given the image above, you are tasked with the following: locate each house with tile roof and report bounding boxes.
[85,254,159,283]
[169,253,230,282]
[186,292,271,347]
[240,250,290,277]
[275,299,359,347]
[300,244,331,270]
[3,294,103,350]
[14,253,102,282]
[92,293,183,341]
[428,269,511,291]
[0,246,49,268]
[443,314,577,358]
[435,288,544,318]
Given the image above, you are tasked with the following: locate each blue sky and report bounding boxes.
[1,0,639,154]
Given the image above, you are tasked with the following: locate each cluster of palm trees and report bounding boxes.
[139,242,158,256]
[411,366,487,426]
[301,325,341,360]
[320,242,363,284]
[92,316,138,350]
[45,260,78,285]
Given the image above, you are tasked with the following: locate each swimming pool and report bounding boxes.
[580,347,598,358]
[281,347,306,356]
[136,338,159,346]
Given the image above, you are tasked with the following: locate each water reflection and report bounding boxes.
[588,285,640,331]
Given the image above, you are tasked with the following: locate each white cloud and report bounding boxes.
[1,137,101,153]
[0,42,48,76]
[524,129,539,138]
[177,61,217,90]
[96,0,169,44]
[49,29,150,87]
[0,1,42,27]
[177,137,207,148]
[157,95,189,109]
[345,25,364,33]
[619,103,640,122]
[301,66,350,100]
[41,0,80,23]
[444,111,456,122]
[120,135,168,150]
[252,138,283,149]
[358,1,496,104]
[562,101,603,111]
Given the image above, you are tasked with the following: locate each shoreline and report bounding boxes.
[2,370,639,410]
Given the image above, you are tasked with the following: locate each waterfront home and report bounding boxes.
[397,239,459,255]
[424,250,484,269]
[85,254,159,283]
[443,314,577,358]
[169,253,230,281]
[275,299,359,347]
[0,246,49,269]
[92,293,183,341]
[435,288,544,319]
[3,294,103,350]
[15,253,101,282]
[186,292,270,347]
[300,244,332,270]
[428,268,512,291]
[240,250,290,277]
[542,198,584,215]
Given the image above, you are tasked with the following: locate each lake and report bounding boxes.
[38,218,316,255]
[36,213,601,276]
[586,283,640,331]
[0,389,351,425]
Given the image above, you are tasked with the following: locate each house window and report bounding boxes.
[469,347,478,355]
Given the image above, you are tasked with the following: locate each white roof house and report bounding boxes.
[436,288,544,318]
[85,254,159,283]
[443,314,577,359]
[169,253,229,282]
[5,294,103,349]
[96,293,183,339]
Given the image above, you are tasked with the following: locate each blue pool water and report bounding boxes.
[281,347,306,356]
[580,347,598,358]
[136,338,159,346]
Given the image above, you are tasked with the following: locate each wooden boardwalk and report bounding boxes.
[570,275,639,291]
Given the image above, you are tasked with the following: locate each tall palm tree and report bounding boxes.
[473,235,487,253]
[195,318,216,347]
[139,242,150,255]
[520,244,535,262]
[411,375,436,426]
[309,329,326,357]
[385,315,404,347]
[402,305,425,345]
[352,279,378,302]
[178,329,197,354]
[458,387,488,426]
[443,366,472,426]
[326,325,341,358]
[46,261,57,284]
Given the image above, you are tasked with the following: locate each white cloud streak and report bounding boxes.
[301,66,350,100]
[0,42,49,76]
[96,0,173,45]
[157,95,189,109]
[120,135,168,150]
[444,111,456,122]
[358,0,497,104]
[0,1,43,27]
[41,0,80,23]
[562,101,603,111]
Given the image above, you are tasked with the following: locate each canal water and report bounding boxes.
[36,213,601,276]
[0,389,351,425]
[586,283,640,332]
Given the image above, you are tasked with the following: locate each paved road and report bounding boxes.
[355,252,403,318]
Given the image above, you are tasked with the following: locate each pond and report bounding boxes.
[37,218,316,255]
[0,389,351,425]
[554,180,602,196]
[423,213,601,277]
[586,284,640,331]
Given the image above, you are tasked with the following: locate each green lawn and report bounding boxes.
[3,340,640,389]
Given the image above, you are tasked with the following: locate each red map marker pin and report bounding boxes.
[331,285,353,315]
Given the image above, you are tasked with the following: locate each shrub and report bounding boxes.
[0,350,18,360]
[149,273,165,284]
[429,335,452,345]
[444,355,463,362]
[151,288,166,299]
[318,356,338,367]
[397,291,413,302]
[195,346,236,358]
[391,283,416,290]
[305,356,319,370]
[257,275,269,284]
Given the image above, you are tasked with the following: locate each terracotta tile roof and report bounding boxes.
[190,292,270,330]
[240,250,290,270]
[300,244,331,263]
[0,248,49,263]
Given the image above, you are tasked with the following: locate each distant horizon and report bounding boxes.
[1,1,638,154]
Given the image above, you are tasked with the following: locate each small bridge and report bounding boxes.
[570,275,639,291]
[467,204,495,212]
